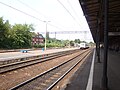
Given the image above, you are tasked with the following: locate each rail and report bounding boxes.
[0,49,79,74]
[10,49,91,90]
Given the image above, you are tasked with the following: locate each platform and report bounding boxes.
[65,49,120,90]
[0,48,79,61]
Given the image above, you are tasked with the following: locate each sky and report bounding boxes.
[0,0,93,42]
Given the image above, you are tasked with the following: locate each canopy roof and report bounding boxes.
[79,0,120,46]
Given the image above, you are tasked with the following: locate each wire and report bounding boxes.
[0,1,86,34]
[57,0,81,27]
[17,0,48,19]
[48,23,63,30]
[16,0,70,31]
[0,1,44,22]
[67,0,81,23]
[0,1,63,30]
[57,0,76,20]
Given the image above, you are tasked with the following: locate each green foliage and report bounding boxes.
[11,24,34,48]
[61,40,70,46]
[0,17,11,48]
[89,41,95,47]
[70,40,74,46]
[33,44,44,48]
[46,38,65,48]
[81,41,87,43]
[74,39,81,44]
[0,17,92,49]
[0,17,34,49]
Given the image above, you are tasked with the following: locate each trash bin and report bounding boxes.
[42,48,44,51]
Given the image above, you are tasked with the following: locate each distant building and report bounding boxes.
[32,33,44,45]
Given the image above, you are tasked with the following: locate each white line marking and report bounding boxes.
[86,49,96,90]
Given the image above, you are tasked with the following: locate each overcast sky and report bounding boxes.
[0,0,93,42]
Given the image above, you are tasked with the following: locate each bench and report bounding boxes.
[20,50,28,53]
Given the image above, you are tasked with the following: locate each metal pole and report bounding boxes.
[44,21,50,50]
[45,22,47,50]
[97,18,100,63]
[55,32,56,39]
[96,27,98,58]
[98,34,100,62]
[102,0,108,89]
[96,17,101,63]
[96,29,100,63]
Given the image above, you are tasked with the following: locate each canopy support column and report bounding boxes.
[102,0,109,89]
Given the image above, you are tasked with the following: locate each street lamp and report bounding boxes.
[44,21,50,50]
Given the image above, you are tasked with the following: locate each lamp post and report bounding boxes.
[44,21,50,50]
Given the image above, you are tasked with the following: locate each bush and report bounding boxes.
[33,44,44,48]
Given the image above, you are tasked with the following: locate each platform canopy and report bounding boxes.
[79,0,120,46]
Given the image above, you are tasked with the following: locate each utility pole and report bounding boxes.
[55,32,56,39]
[44,21,50,50]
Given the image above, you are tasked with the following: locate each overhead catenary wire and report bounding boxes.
[0,1,91,41]
[17,0,70,31]
[0,1,64,31]
[67,0,81,24]
[57,0,76,21]
[17,0,49,19]
[0,1,44,22]
[16,0,64,30]
[57,0,82,27]
[0,1,89,35]
[17,0,82,29]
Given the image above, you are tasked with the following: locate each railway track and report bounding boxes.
[10,49,91,90]
[0,49,79,74]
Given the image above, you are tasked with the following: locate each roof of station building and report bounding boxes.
[79,0,120,45]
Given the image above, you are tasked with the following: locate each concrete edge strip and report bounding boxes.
[86,49,96,90]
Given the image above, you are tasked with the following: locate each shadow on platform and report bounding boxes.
[65,49,120,90]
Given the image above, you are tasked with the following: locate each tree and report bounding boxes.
[74,39,81,44]
[89,41,95,47]
[0,17,35,49]
[12,24,34,48]
[0,17,11,48]
[62,40,70,46]
[81,41,87,43]
[70,40,74,46]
